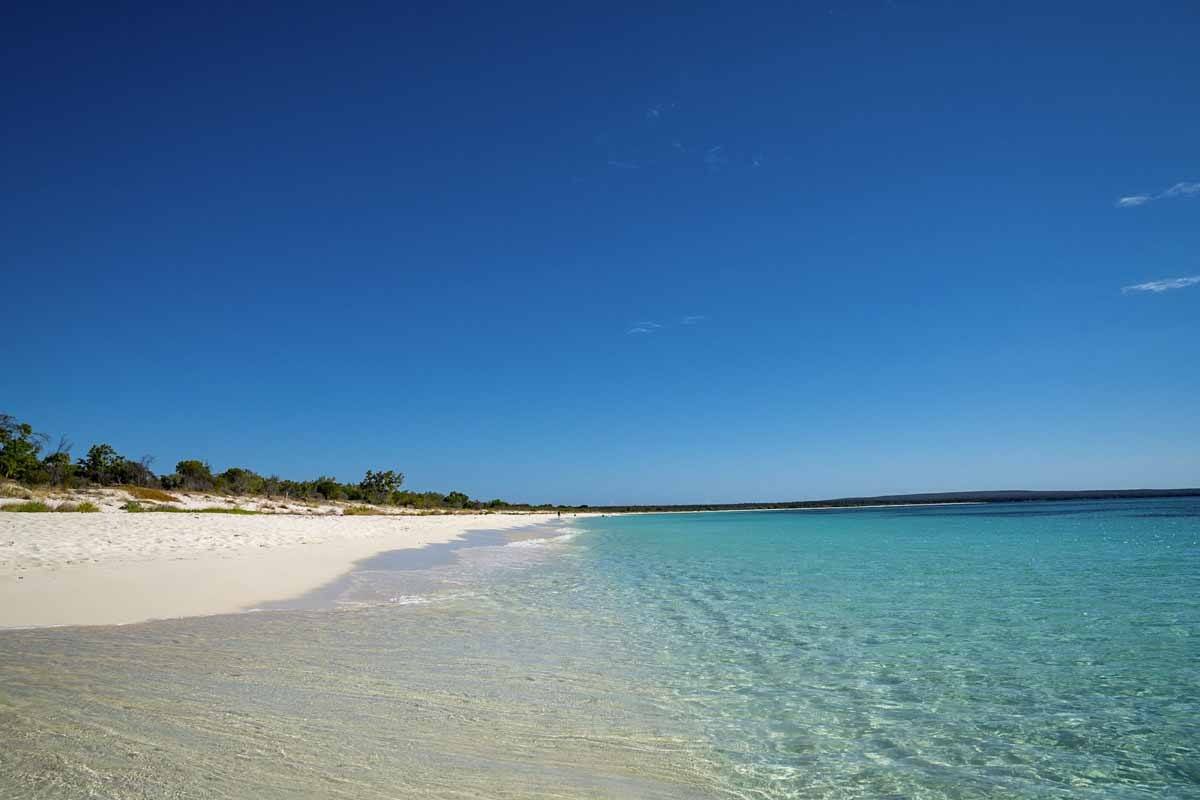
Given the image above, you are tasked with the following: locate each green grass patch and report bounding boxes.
[1,501,52,512]
[122,501,260,514]
[2,500,100,512]
[343,505,386,516]
[55,501,101,513]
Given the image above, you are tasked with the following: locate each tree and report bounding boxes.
[42,451,75,486]
[132,455,157,486]
[173,460,215,491]
[109,455,156,487]
[0,415,48,482]
[78,443,122,484]
[359,469,404,504]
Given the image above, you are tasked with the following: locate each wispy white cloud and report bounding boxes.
[627,315,709,334]
[626,321,662,335]
[1115,181,1200,207]
[1121,275,1200,294]
[1161,181,1200,198]
[607,159,642,170]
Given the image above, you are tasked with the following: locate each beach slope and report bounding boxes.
[0,511,563,628]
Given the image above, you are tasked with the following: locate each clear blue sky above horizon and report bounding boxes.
[5,1,1198,504]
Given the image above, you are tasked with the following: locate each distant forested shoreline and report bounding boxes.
[582,488,1200,513]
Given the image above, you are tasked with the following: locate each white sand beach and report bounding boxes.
[0,503,567,628]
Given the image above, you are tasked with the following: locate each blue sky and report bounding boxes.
[5,1,1198,504]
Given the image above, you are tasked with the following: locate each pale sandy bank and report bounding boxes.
[0,511,568,628]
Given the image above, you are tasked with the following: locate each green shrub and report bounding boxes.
[215,467,264,496]
[313,477,345,501]
[1,501,52,512]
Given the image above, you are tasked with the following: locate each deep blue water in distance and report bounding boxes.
[554,499,1200,797]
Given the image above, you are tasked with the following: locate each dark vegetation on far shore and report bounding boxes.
[582,488,1200,513]
[3,413,1197,514]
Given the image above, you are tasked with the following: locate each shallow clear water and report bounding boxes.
[557,500,1200,797]
[1,499,1197,798]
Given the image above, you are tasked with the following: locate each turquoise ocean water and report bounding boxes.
[1,498,1197,798]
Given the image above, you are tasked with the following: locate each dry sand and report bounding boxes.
[0,505,568,628]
